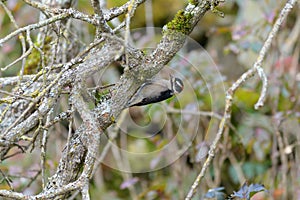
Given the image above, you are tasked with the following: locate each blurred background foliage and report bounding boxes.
[0,0,299,199]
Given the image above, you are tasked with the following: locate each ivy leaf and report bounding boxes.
[230,182,267,200]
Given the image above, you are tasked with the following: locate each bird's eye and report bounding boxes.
[174,78,184,93]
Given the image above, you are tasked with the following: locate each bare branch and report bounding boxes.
[0,13,68,46]
[103,0,146,21]
[40,109,53,188]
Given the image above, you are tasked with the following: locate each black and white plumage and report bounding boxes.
[127,76,184,107]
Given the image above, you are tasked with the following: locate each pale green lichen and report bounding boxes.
[24,36,52,75]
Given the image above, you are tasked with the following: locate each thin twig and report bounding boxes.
[0,13,69,45]
[228,152,246,184]
[1,46,33,72]
[65,106,74,168]
[103,0,146,21]
[124,0,139,69]
[88,83,115,91]
[0,169,13,191]
[0,89,34,101]
[0,1,27,78]
[112,21,126,33]
[41,109,53,188]
[0,75,35,88]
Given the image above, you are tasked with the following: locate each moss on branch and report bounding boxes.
[165,9,194,35]
[188,0,198,5]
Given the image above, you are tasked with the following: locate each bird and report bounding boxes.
[127,76,184,107]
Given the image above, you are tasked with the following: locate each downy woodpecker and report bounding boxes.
[127,76,184,107]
